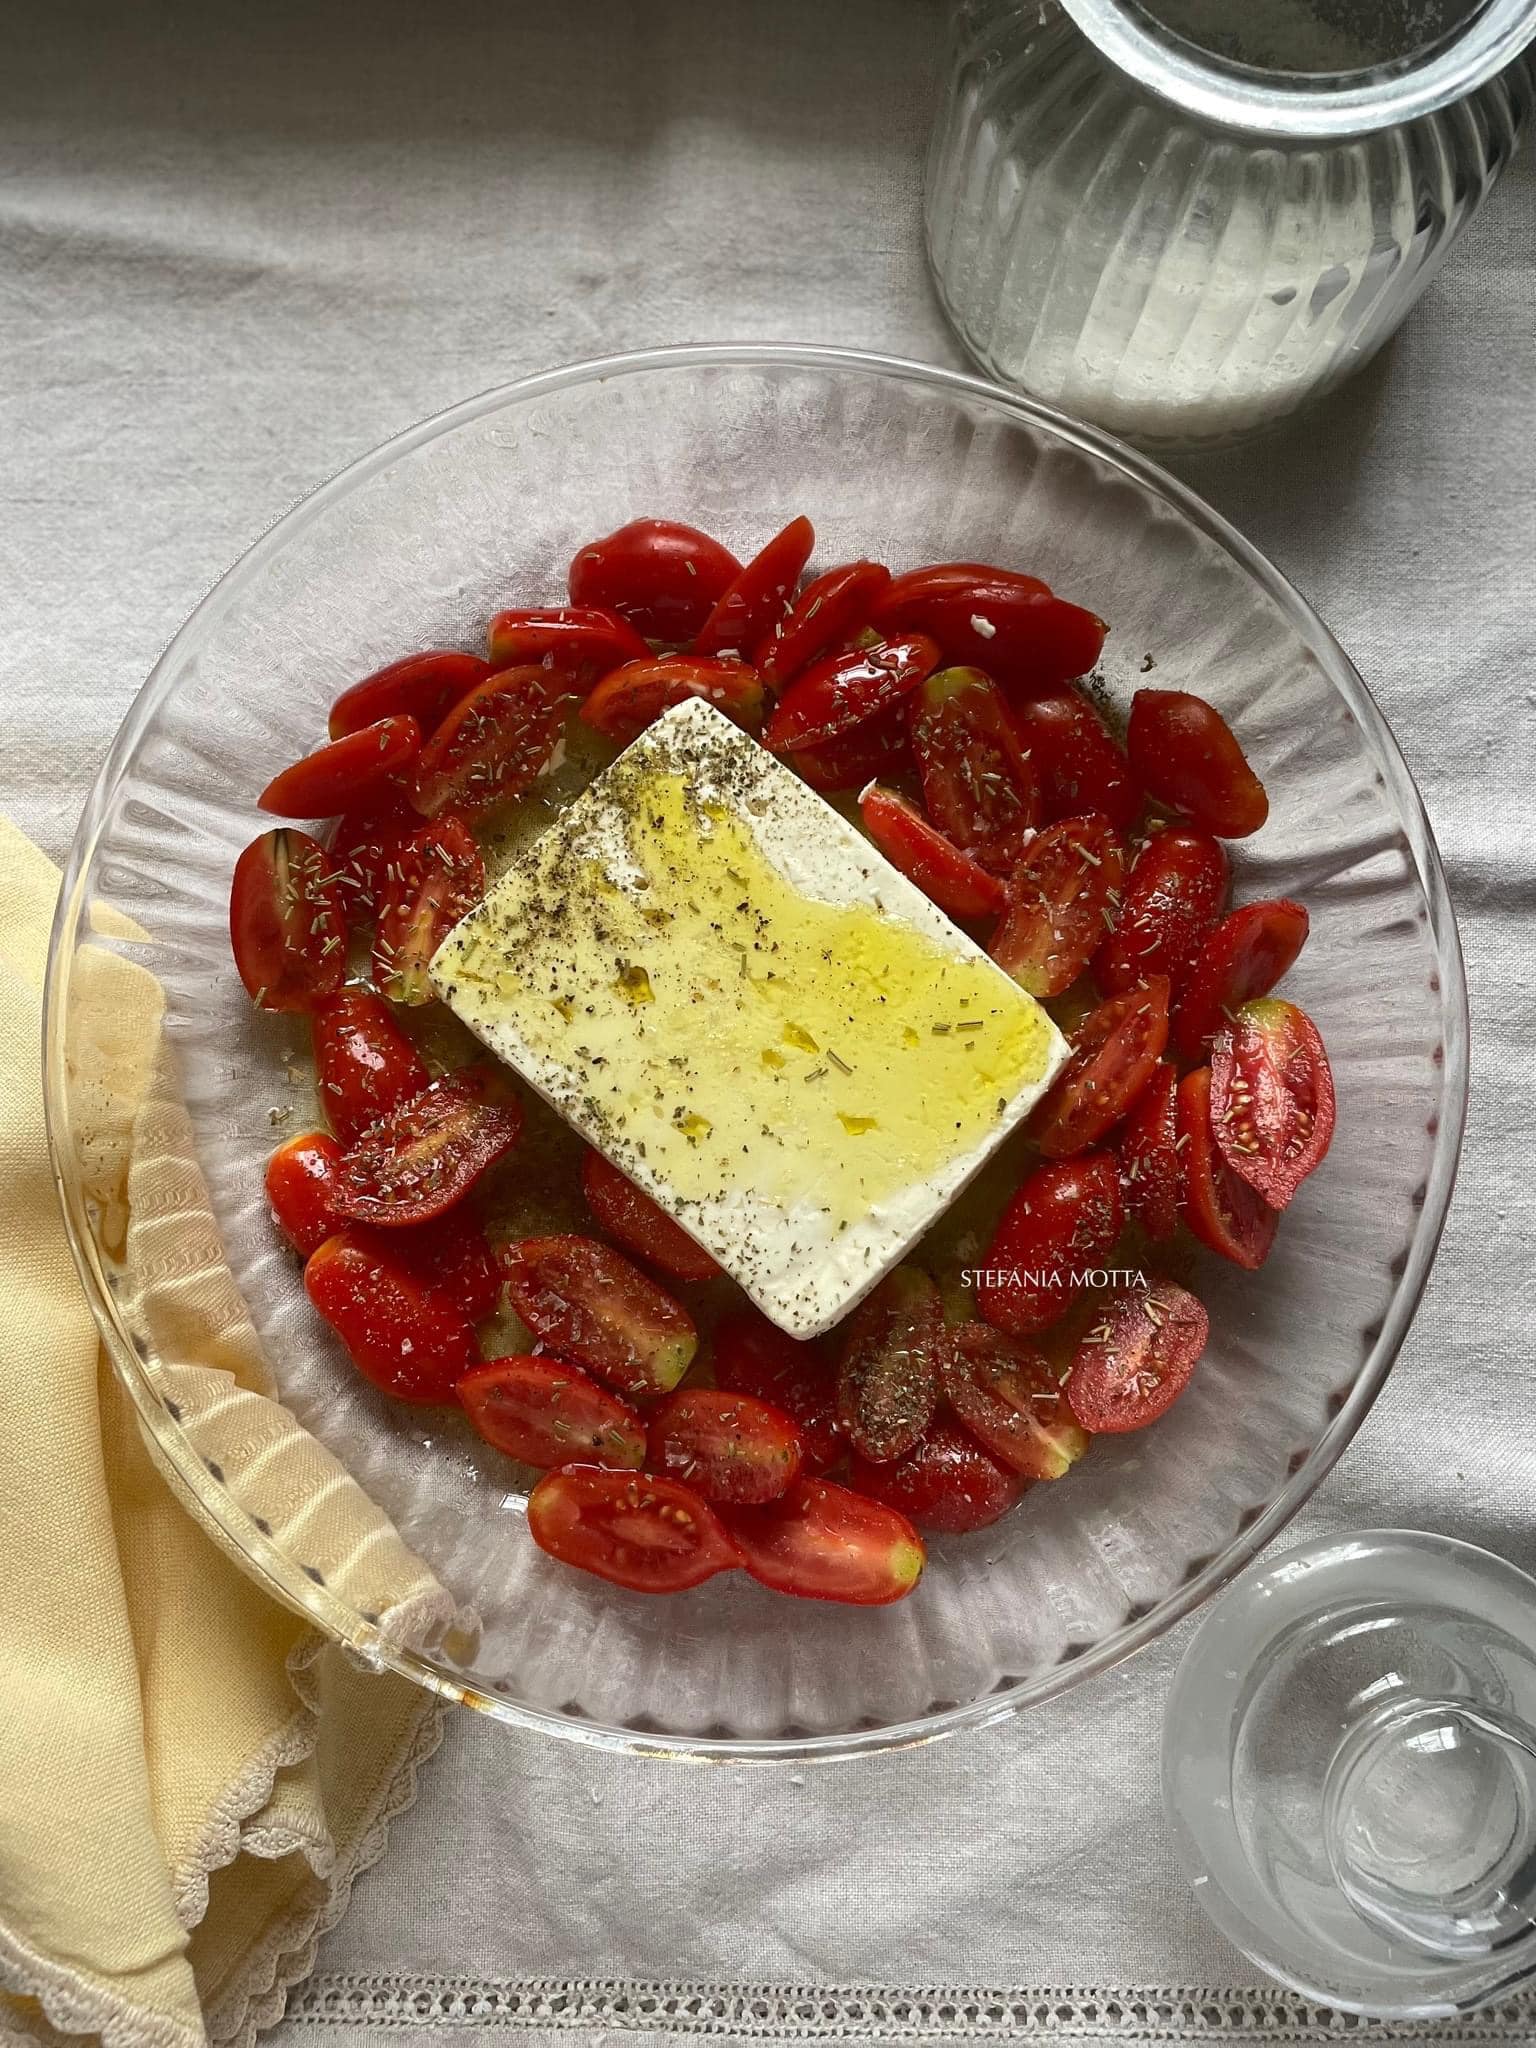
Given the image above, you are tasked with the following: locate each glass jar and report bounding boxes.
[925,0,1535,447]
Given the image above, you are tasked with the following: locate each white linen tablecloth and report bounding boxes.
[4,3,1535,2043]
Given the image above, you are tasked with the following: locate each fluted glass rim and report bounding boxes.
[42,342,1469,1762]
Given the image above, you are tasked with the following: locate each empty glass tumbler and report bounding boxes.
[925,0,1536,446]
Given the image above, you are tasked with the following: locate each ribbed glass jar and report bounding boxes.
[925,0,1533,447]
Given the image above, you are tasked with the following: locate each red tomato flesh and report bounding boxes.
[258,716,421,820]
[459,1356,646,1470]
[763,634,941,752]
[990,813,1124,998]
[872,564,1106,696]
[1095,826,1228,996]
[977,1152,1124,1335]
[1012,691,1142,832]
[311,986,429,1146]
[1032,978,1170,1159]
[527,1466,740,1594]
[848,1422,1026,1533]
[943,1321,1090,1479]
[568,519,741,644]
[1066,1281,1210,1433]
[725,1477,925,1605]
[1211,998,1335,1209]
[328,650,491,741]
[374,813,485,1006]
[692,514,815,656]
[1173,898,1311,1061]
[1117,1060,1181,1242]
[858,784,1006,920]
[266,1131,344,1257]
[580,654,763,745]
[326,798,418,922]
[756,560,891,684]
[580,1149,720,1283]
[331,1066,522,1227]
[835,1267,945,1464]
[647,1388,804,1505]
[789,701,910,792]
[1127,689,1268,839]
[410,666,569,820]
[1176,1066,1278,1269]
[500,1234,697,1400]
[910,666,1040,873]
[712,1310,840,1472]
[390,1208,503,1322]
[485,605,650,682]
[230,828,347,1012]
[305,1226,479,1402]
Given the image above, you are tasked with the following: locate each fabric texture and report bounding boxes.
[1,0,1534,2043]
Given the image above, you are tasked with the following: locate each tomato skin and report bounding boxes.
[1117,1060,1181,1241]
[579,655,763,745]
[858,785,1007,920]
[328,651,492,741]
[1032,977,1171,1159]
[990,813,1124,998]
[332,1066,522,1227]
[230,828,348,1012]
[978,1153,1124,1336]
[258,716,421,820]
[410,666,569,820]
[311,986,429,1146]
[1211,998,1335,1209]
[304,1227,480,1402]
[711,1310,840,1472]
[1095,826,1228,997]
[459,1356,646,1470]
[485,605,650,681]
[762,634,942,752]
[789,701,910,792]
[943,1322,1091,1480]
[872,564,1106,696]
[326,798,419,922]
[756,560,891,684]
[568,519,741,643]
[580,1150,720,1283]
[1173,898,1310,1062]
[1127,689,1268,838]
[1176,1066,1278,1270]
[910,666,1040,872]
[266,1131,344,1257]
[500,1234,697,1400]
[373,814,485,1005]
[390,1208,503,1322]
[724,1478,925,1605]
[647,1388,804,1505]
[1012,692,1142,833]
[850,1422,1027,1533]
[692,515,815,656]
[1067,1281,1210,1433]
[835,1267,945,1464]
[527,1466,740,1594]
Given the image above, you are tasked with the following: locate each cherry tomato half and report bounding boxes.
[311,986,429,1146]
[459,1356,646,1470]
[230,828,347,1012]
[1211,998,1335,1210]
[990,813,1124,998]
[1095,826,1228,997]
[527,1465,740,1594]
[1127,689,1268,838]
[580,1149,720,1283]
[756,560,891,684]
[725,1478,925,1605]
[763,634,942,752]
[977,1153,1124,1336]
[305,1226,479,1402]
[647,1388,804,1505]
[1176,1066,1278,1270]
[1066,1280,1210,1433]
[328,650,491,741]
[1173,898,1311,1062]
[692,515,815,656]
[373,814,484,1006]
[712,1310,840,1472]
[410,666,569,820]
[835,1267,945,1464]
[258,716,421,820]
[848,1422,1027,1534]
[1117,1060,1180,1242]
[579,655,763,745]
[392,1208,502,1322]
[1031,977,1170,1159]
[266,1130,344,1257]
[910,666,1040,873]
[858,784,1007,920]
[331,1066,523,1227]
[943,1321,1090,1479]
[872,564,1106,696]
[326,798,418,922]
[500,1234,697,1400]
[1012,691,1142,833]
[485,605,650,682]
[568,519,741,643]
[789,701,910,792]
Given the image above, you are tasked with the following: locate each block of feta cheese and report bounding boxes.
[431,698,1067,1337]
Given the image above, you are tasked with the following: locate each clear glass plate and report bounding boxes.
[43,344,1467,1760]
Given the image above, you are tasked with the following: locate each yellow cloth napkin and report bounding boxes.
[0,816,454,2048]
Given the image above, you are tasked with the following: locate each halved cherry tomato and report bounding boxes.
[305,1226,479,1401]
[755,560,891,684]
[762,634,942,752]
[943,1322,1090,1479]
[977,1153,1124,1336]
[1127,689,1268,838]
[725,1478,925,1605]
[858,785,1007,919]
[328,651,492,741]
[1012,691,1142,832]
[789,701,910,792]
[485,605,650,681]
[527,1465,739,1593]
[391,1209,502,1321]
[1117,1060,1180,1241]
[500,1234,696,1400]
[230,828,347,1012]
[1032,977,1170,1158]
[1173,898,1310,1062]
[1211,998,1335,1210]
[712,1310,840,1471]
[848,1422,1026,1533]
[459,1356,646,1470]
[311,986,429,1146]
[692,515,815,656]
[266,1130,344,1257]
[1095,826,1227,996]
[910,666,1039,872]
[1176,1066,1278,1269]
[647,1388,803,1505]
[410,666,569,819]
[374,814,484,1005]
[568,519,741,643]
[580,655,763,745]
[1066,1281,1210,1433]
[258,716,421,820]
[873,564,1106,697]
[580,1149,720,1283]
[835,1267,945,1464]
[326,798,418,921]
[332,1066,522,1226]
[989,813,1124,998]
